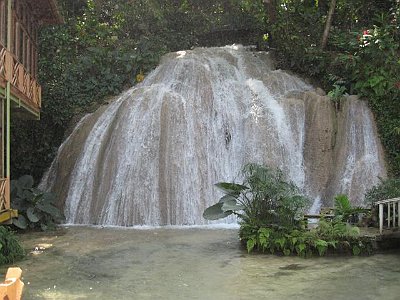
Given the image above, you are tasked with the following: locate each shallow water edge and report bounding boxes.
[9,226,400,300]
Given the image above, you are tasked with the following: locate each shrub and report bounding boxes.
[203,163,310,229]
[364,177,400,205]
[240,215,373,257]
[11,175,63,231]
[0,226,25,265]
[333,194,368,223]
[204,165,374,257]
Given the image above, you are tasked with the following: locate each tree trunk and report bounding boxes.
[321,0,337,49]
[263,0,277,24]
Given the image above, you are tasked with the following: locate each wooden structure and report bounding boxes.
[0,0,62,222]
[376,197,400,234]
[0,267,24,300]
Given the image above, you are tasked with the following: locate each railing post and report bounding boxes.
[398,201,400,228]
[4,51,12,82]
[5,177,9,210]
[387,202,390,229]
[393,202,396,228]
[379,203,383,235]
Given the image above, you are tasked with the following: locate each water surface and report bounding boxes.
[14,227,400,299]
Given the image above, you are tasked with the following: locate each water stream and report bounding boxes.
[41,45,386,225]
[15,227,400,300]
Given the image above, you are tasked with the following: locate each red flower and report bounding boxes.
[394,81,400,89]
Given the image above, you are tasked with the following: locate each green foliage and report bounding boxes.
[10,0,400,181]
[240,218,373,257]
[268,1,400,176]
[364,177,400,205]
[327,83,346,103]
[11,175,63,231]
[237,187,374,257]
[333,194,368,223]
[203,163,310,230]
[0,226,25,265]
[11,0,267,181]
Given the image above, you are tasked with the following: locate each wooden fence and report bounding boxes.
[376,197,400,234]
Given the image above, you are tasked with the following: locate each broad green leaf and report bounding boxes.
[13,215,28,229]
[296,243,306,255]
[218,194,238,203]
[27,207,40,223]
[315,239,328,256]
[328,240,338,249]
[214,182,248,195]
[221,199,244,212]
[203,203,232,220]
[275,237,286,249]
[36,203,62,218]
[258,228,271,239]
[247,238,255,253]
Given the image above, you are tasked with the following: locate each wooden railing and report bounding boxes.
[0,177,10,212]
[0,43,41,112]
[376,197,400,234]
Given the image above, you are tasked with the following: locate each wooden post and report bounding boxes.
[0,267,24,300]
[379,203,383,235]
[5,176,8,211]
[387,202,390,229]
[6,0,12,184]
[393,202,396,228]
[398,200,400,228]
[6,0,11,52]
[321,0,337,49]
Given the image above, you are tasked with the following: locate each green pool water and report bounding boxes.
[10,226,400,299]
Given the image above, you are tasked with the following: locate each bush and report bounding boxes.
[0,226,25,265]
[203,164,374,257]
[240,221,373,257]
[11,175,63,231]
[239,204,373,257]
[203,163,310,229]
[269,3,400,176]
[365,177,400,205]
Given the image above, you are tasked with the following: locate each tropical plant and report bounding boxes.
[333,194,368,223]
[203,163,310,229]
[240,219,372,257]
[203,164,375,256]
[11,175,63,231]
[364,177,400,205]
[0,226,25,265]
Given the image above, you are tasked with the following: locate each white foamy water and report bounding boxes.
[41,45,386,226]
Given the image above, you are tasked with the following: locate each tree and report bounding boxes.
[321,0,337,49]
[263,0,277,23]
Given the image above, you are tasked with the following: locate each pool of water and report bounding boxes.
[9,226,400,299]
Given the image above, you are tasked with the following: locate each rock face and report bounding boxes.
[40,45,387,226]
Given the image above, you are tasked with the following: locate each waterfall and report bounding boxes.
[40,45,386,226]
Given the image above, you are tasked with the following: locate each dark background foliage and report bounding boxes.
[10,0,400,182]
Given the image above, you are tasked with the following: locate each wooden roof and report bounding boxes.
[28,0,63,26]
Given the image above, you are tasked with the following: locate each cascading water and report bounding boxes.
[40,45,386,226]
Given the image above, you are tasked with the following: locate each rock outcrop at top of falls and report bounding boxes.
[40,45,387,226]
